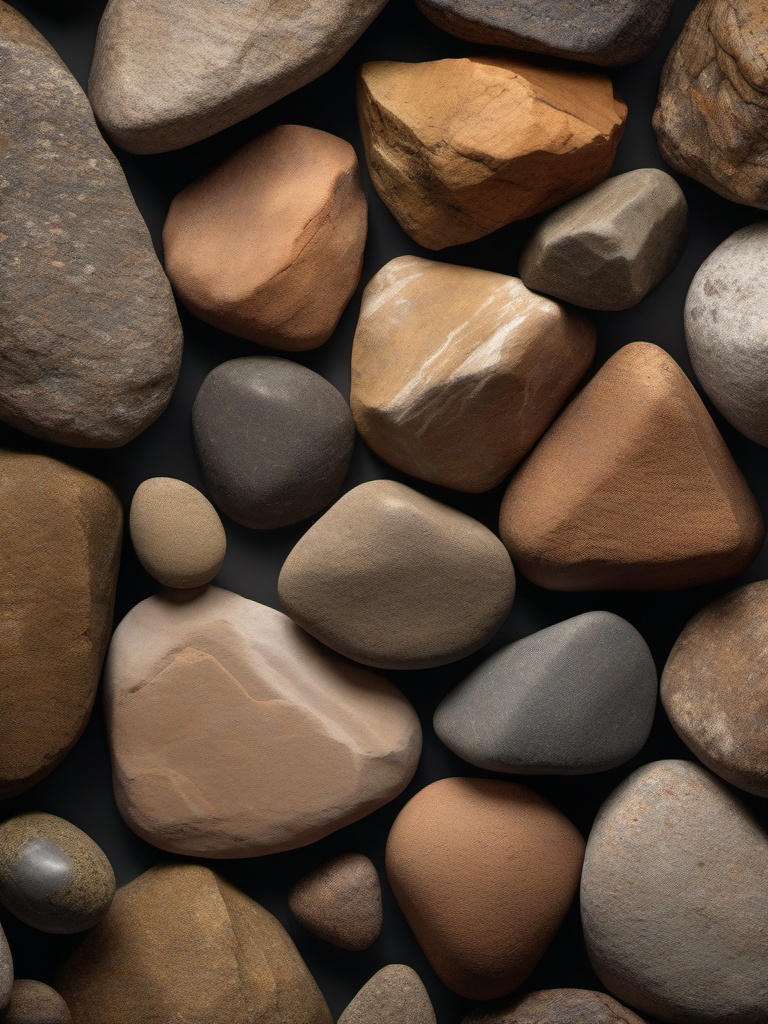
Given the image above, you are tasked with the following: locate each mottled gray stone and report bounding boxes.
[338,965,436,1024]
[0,925,11,1012]
[462,988,646,1024]
[2,981,72,1024]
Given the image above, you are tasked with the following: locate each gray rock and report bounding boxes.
[434,612,656,775]
[0,924,11,1012]
[461,988,646,1024]
[338,965,436,1024]
[0,3,182,448]
[192,357,354,530]
[581,760,768,1024]
[2,981,72,1024]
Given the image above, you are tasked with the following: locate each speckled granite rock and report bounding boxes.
[338,965,436,1024]
[462,988,646,1024]
[1,981,72,1024]
[0,927,10,1012]
[289,854,382,951]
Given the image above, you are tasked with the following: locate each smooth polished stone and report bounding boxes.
[289,854,382,951]
[338,965,436,1024]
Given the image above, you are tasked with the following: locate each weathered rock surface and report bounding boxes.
[386,777,585,1000]
[500,342,764,590]
[0,452,122,799]
[104,587,421,857]
[279,480,515,669]
[582,760,768,1024]
[0,927,10,1012]
[462,988,646,1024]
[288,853,382,951]
[1,981,72,1024]
[164,126,367,351]
[358,57,627,249]
[57,864,332,1024]
[351,257,595,492]
[338,965,436,1024]
[0,3,182,448]
[519,169,688,311]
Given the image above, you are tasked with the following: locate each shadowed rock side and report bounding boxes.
[461,988,647,1024]
[0,926,10,1012]
[1,981,72,1024]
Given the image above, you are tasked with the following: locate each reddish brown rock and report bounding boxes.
[462,989,646,1024]
[1,981,72,1024]
[289,853,382,951]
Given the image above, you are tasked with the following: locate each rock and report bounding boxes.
[350,257,596,492]
[338,965,436,1024]
[386,777,585,1001]
[57,863,332,1024]
[1,982,72,1024]
[500,342,763,590]
[0,451,122,799]
[461,989,646,1024]
[104,587,421,857]
[434,612,657,775]
[519,169,688,311]
[89,0,387,153]
[278,480,515,669]
[0,3,182,448]
[288,854,382,951]
[193,357,355,530]
[0,926,10,1012]
[358,57,627,249]
[130,477,226,589]
[581,760,768,1024]
[163,126,367,351]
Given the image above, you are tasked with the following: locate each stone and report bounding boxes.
[57,863,331,1024]
[434,612,657,775]
[654,0,768,210]
[581,760,768,1024]
[0,3,182,448]
[519,169,688,311]
[350,257,596,492]
[1,982,72,1024]
[338,965,436,1024]
[288,854,382,951]
[685,222,768,446]
[462,989,646,1024]
[0,926,10,1012]
[358,57,627,250]
[130,477,226,589]
[500,342,763,591]
[89,0,387,154]
[0,451,122,799]
[386,777,585,1001]
[163,126,367,352]
[193,357,355,530]
[279,480,515,670]
[104,587,421,858]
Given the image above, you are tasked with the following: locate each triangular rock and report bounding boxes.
[288,853,382,951]
[338,965,436,1024]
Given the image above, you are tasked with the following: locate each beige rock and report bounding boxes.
[289,853,382,951]
[351,256,596,491]
[338,965,436,1024]
[462,988,647,1024]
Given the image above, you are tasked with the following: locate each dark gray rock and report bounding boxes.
[0,924,11,1012]
[338,965,436,1024]
[462,988,646,1024]
[2,981,72,1024]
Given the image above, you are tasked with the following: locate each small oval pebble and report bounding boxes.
[462,988,646,1024]
[1,981,72,1024]
[338,965,436,1024]
[289,853,382,951]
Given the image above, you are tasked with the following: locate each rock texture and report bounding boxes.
[0,3,182,448]
[462,989,646,1024]
[0,927,10,1013]
[338,965,436,1024]
[358,58,627,249]
[500,342,763,590]
[193,357,355,530]
[1,982,72,1024]
[0,452,122,799]
[279,480,516,669]
[582,760,768,1024]
[164,126,367,351]
[351,257,596,492]
[519,169,688,311]
[104,587,421,857]
[57,864,332,1024]
[288,854,382,951]
[386,777,585,1001]
[434,612,657,775]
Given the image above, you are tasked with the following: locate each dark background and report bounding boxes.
[1,0,763,1020]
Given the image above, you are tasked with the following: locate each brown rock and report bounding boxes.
[0,451,122,799]
[357,57,626,249]
[163,126,367,351]
[57,863,332,1024]
[0,926,10,1012]
[350,257,596,492]
[338,965,436,1024]
[500,342,763,591]
[461,989,646,1024]
[1,981,72,1024]
[289,853,382,951]
[385,777,585,1001]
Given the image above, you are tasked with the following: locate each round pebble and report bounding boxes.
[2,981,72,1024]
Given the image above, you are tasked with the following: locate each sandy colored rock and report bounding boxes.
[1,981,72,1024]
[500,342,763,591]
[358,57,626,249]
[338,965,436,1024]
[164,126,367,351]
[0,927,10,1012]
[57,863,332,1024]
[0,452,122,799]
[462,989,646,1024]
[386,777,585,1001]
[351,257,595,492]
[288,854,382,951]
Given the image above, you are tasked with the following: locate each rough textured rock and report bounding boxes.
[462,989,646,1024]
[519,169,688,311]
[500,342,763,591]
[130,477,226,589]
[386,777,585,1001]
[338,965,436,1024]
[581,760,768,1024]
[288,854,382,951]
[358,57,627,249]
[163,126,367,351]
[89,0,388,153]
[57,864,332,1024]
[1,982,72,1024]
[435,612,657,775]
[104,587,421,857]
[0,3,182,448]
[654,0,768,209]
[279,480,515,669]
[351,257,596,492]
[0,452,122,799]
[0,927,10,1012]
[193,357,354,530]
